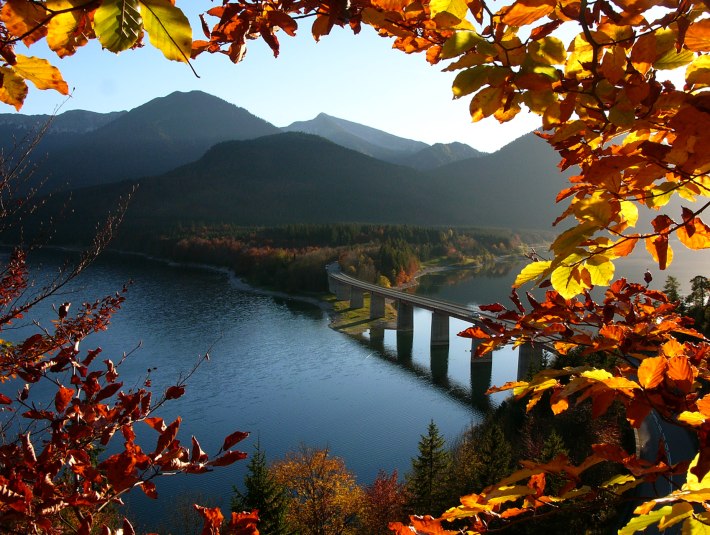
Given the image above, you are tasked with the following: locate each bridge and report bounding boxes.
[328,266,545,368]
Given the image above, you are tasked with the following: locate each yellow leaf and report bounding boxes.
[658,502,693,530]
[684,453,710,491]
[620,505,673,535]
[601,474,636,488]
[619,200,639,228]
[551,262,589,299]
[140,0,192,62]
[686,20,710,52]
[45,0,89,57]
[94,0,142,53]
[678,217,710,250]
[0,67,28,111]
[677,411,706,426]
[585,255,615,286]
[683,515,710,534]
[513,260,552,288]
[12,55,68,94]
[686,55,710,87]
[528,36,566,65]
[429,0,469,28]
[468,86,504,122]
[565,34,594,79]
[550,222,597,260]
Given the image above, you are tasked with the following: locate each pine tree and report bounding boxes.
[231,440,290,535]
[407,420,451,516]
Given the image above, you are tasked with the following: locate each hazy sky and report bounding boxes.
[14,10,539,153]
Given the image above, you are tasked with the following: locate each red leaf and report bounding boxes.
[144,417,166,432]
[122,518,136,535]
[208,449,248,467]
[141,480,158,499]
[95,382,122,403]
[0,393,11,404]
[479,303,506,312]
[165,385,185,400]
[155,417,181,454]
[222,430,249,452]
[191,436,209,463]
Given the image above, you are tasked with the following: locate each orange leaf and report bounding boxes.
[55,386,73,413]
[667,356,694,389]
[228,510,260,535]
[223,430,249,451]
[630,32,656,74]
[638,356,667,389]
[194,505,224,535]
[0,0,48,46]
[685,19,710,52]
[501,0,555,26]
[678,217,710,250]
[645,235,673,270]
[697,395,710,417]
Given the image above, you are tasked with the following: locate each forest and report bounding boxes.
[125,224,530,292]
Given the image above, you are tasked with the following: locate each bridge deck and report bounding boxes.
[329,271,482,323]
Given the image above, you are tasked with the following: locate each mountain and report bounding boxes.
[283,113,428,163]
[397,142,483,170]
[283,113,482,169]
[421,133,572,230]
[0,109,124,135]
[24,132,570,247]
[3,91,281,190]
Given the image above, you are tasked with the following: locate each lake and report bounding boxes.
[7,243,710,532]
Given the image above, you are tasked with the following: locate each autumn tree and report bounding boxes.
[406,420,451,517]
[232,440,290,535]
[272,446,365,535]
[361,470,409,535]
[5,0,710,532]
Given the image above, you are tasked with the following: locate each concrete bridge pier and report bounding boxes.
[517,342,544,381]
[350,288,364,309]
[430,345,449,387]
[470,339,492,363]
[335,282,351,301]
[431,312,449,346]
[396,331,413,362]
[328,275,336,294]
[397,301,414,332]
[370,293,385,319]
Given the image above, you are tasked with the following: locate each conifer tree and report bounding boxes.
[231,440,290,535]
[407,420,451,516]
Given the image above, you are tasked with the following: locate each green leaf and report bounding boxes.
[94,0,142,53]
[653,48,694,70]
[441,31,484,60]
[139,0,192,62]
[452,66,491,99]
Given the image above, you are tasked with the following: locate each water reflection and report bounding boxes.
[362,314,518,416]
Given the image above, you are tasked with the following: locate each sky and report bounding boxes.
[13,8,540,153]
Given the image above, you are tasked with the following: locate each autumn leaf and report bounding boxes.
[223,430,250,451]
[637,356,667,389]
[140,0,192,62]
[94,0,143,53]
[0,67,28,110]
[54,386,73,412]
